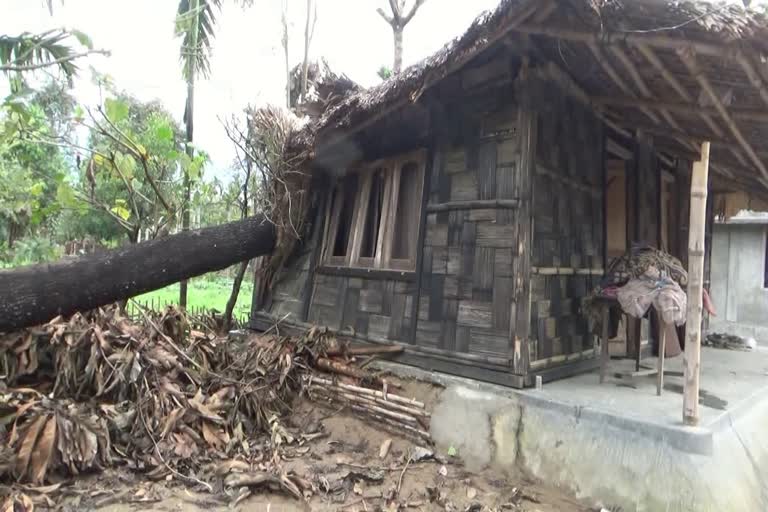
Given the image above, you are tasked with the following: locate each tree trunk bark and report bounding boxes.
[282,2,291,108]
[222,260,248,332]
[180,0,199,310]
[0,216,276,332]
[300,0,313,103]
[393,26,403,74]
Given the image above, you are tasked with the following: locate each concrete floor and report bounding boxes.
[528,346,768,432]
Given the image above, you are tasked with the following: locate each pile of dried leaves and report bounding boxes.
[0,305,330,489]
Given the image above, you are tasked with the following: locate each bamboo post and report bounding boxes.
[683,141,710,426]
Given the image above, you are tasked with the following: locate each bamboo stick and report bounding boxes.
[635,42,750,171]
[634,43,725,138]
[426,199,520,213]
[605,45,708,166]
[604,118,759,181]
[511,36,632,140]
[683,141,710,426]
[678,48,768,182]
[347,404,431,441]
[736,53,768,111]
[592,95,768,124]
[312,388,419,425]
[315,357,387,386]
[588,43,661,125]
[516,23,768,179]
[308,376,425,408]
[324,344,404,357]
[515,23,751,60]
[310,385,430,418]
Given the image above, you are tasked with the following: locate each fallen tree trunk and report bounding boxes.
[0,216,276,332]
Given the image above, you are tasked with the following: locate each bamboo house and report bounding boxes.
[251,0,768,389]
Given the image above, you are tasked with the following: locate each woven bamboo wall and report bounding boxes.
[308,274,414,341]
[417,104,527,363]
[529,84,604,364]
[266,251,312,319]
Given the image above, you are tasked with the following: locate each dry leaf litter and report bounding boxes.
[0,304,486,511]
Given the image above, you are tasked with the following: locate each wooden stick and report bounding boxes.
[309,376,425,408]
[514,23,751,60]
[517,22,768,180]
[736,53,768,111]
[315,357,387,386]
[511,36,633,140]
[425,199,520,213]
[634,43,725,138]
[677,48,768,183]
[346,404,431,441]
[325,344,404,357]
[635,42,751,171]
[600,304,609,384]
[592,95,768,124]
[311,385,430,418]
[623,78,706,168]
[379,439,392,459]
[683,142,710,426]
[311,388,419,424]
[588,43,660,125]
[657,318,666,396]
[603,119,759,181]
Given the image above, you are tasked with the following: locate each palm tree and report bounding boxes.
[0,29,102,80]
[174,0,222,308]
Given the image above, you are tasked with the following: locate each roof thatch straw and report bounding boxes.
[281,0,768,196]
[317,0,768,132]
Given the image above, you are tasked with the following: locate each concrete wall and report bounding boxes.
[429,381,768,512]
[710,223,768,341]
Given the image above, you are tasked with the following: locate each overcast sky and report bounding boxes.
[1,0,499,177]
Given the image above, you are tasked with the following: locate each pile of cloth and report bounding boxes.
[602,244,689,288]
[583,245,715,343]
[616,269,687,325]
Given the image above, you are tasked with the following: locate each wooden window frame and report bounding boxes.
[321,149,427,272]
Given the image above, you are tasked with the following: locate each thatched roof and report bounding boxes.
[304,0,768,196]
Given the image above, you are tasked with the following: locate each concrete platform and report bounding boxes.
[379,346,768,512]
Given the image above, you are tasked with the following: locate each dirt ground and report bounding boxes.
[28,376,590,512]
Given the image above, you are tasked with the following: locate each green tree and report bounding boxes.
[77,92,189,243]
[0,99,69,248]
[17,88,191,246]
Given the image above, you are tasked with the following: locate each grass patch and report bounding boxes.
[134,275,253,322]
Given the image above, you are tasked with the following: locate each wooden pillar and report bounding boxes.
[683,141,710,426]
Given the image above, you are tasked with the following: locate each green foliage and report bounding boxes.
[377,65,393,80]
[52,206,123,243]
[175,0,223,80]
[76,91,188,240]
[105,97,129,124]
[0,29,93,80]
[6,236,60,265]
[0,95,69,243]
